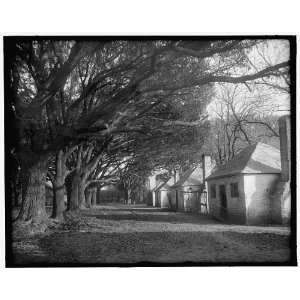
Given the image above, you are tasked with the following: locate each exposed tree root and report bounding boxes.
[12,218,60,240]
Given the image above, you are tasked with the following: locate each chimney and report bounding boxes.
[173,169,179,183]
[278,115,290,182]
[202,154,212,190]
[202,154,212,179]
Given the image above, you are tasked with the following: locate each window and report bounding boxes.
[230,182,239,197]
[210,184,216,198]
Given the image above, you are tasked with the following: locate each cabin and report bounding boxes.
[206,142,282,225]
[171,155,214,212]
[152,177,175,208]
[207,114,291,225]
[148,170,167,206]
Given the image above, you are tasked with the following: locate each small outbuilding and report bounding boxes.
[170,167,203,212]
[206,142,281,225]
[153,177,175,208]
[170,155,214,212]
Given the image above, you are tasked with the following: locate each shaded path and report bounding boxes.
[12,203,291,265]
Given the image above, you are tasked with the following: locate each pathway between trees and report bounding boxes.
[12,203,291,265]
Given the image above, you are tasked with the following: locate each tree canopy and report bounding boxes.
[5,37,290,222]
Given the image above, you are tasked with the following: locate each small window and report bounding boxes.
[230,182,239,197]
[210,184,216,198]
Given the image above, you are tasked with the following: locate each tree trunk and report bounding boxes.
[11,180,20,207]
[52,182,65,220]
[68,174,81,211]
[91,189,97,207]
[127,189,132,205]
[85,189,92,208]
[17,159,48,222]
[78,183,86,209]
[51,150,66,220]
[97,187,101,204]
[65,174,73,210]
[68,172,87,211]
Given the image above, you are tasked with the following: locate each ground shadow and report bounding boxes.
[84,213,215,224]
[11,230,291,266]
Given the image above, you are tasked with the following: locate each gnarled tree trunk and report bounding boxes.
[52,183,65,220]
[78,182,86,209]
[91,188,97,207]
[86,187,97,208]
[85,189,92,208]
[65,173,73,210]
[51,150,65,220]
[17,158,48,223]
[67,145,101,211]
[127,188,132,205]
[68,174,81,211]
[68,175,87,210]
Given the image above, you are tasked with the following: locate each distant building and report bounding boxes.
[153,177,176,208]
[171,155,214,212]
[148,170,164,206]
[207,142,283,224]
[207,115,291,225]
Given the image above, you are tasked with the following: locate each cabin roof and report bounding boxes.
[207,142,281,180]
[153,176,175,191]
[172,166,203,187]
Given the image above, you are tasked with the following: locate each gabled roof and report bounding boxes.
[207,142,281,180]
[172,166,203,187]
[153,176,176,191]
[152,180,167,192]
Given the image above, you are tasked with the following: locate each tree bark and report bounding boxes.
[91,189,97,207]
[68,174,81,211]
[52,183,65,220]
[68,174,87,211]
[68,147,101,211]
[85,189,92,208]
[97,187,101,204]
[51,150,70,220]
[127,188,132,205]
[17,159,48,222]
[65,174,73,210]
[78,182,86,209]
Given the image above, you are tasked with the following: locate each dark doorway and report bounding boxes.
[219,185,227,219]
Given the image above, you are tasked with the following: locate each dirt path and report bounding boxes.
[12,204,291,265]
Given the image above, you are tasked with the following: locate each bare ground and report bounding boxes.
[11,203,291,265]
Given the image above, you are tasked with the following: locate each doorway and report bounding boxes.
[219,184,227,219]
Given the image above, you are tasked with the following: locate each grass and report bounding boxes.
[10,203,291,266]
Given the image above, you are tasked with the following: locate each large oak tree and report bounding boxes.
[5,38,290,224]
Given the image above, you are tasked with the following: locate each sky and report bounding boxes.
[206,39,290,119]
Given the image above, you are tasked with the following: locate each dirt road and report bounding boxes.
[12,204,291,265]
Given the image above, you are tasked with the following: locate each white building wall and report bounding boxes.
[207,174,246,224]
[243,173,280,225]
[160,190,171,208]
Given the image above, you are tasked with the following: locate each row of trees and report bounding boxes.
[5,38,290,225]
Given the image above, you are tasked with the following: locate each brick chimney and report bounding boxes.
[278,115,290,182]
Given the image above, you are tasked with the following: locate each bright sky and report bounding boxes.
[206,39,290,119]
